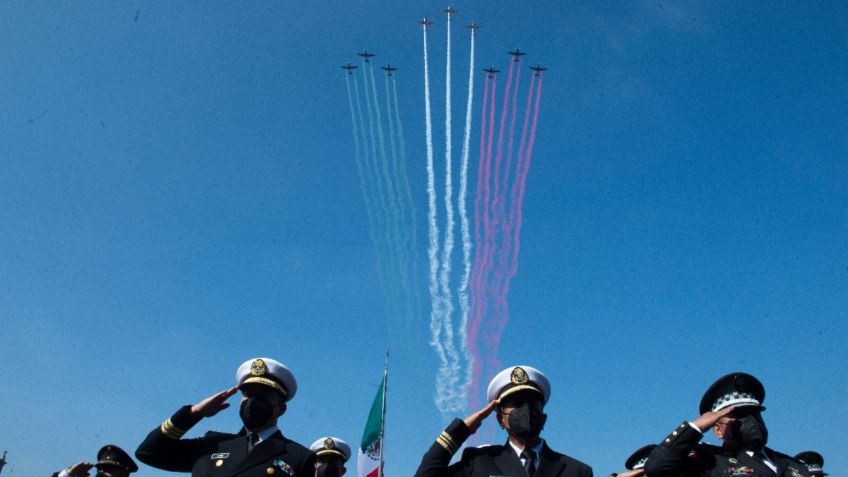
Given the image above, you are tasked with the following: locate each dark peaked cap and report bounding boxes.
[625,445,657,471]
[96,444,139,473]
[699,372,765,415]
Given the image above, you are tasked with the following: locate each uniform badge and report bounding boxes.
[273,459,295,477]
[510,367,529,384]
[728,466,754,476]
[251,359,268,376]
[211,453,230,459]
[267,467,276,475]
[324,438,336,450]
[789,467,804,477]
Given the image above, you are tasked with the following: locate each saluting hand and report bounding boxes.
[692,405,737,432]
[463,400,499,433]
[66,462,95,476]
[191,386,239,417]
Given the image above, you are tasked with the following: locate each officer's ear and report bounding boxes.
[340,467,347,476]
[277,402,287,417]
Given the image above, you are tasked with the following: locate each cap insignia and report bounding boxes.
[324,438,336,450]
[251,359,268,376]
[510,367,529,385]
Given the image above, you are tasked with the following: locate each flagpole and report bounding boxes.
[378,350,388,477]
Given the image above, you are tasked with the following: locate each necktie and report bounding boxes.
[248,432,260,451]
[521,450,537,477]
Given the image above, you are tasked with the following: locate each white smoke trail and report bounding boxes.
[438,8,462,412]
[423,22,451,412]
[457,24,476,394]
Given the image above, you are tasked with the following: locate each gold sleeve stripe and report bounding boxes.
[436,432,458,453]
[160,418,186,439]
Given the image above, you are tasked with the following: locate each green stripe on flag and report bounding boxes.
[360,374,386,451]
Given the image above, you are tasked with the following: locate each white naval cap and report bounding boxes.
[236,357,297,402]
[310,437,351,462]
[486,365,551,404]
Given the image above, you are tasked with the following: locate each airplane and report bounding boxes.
[509,48,526,61]
[466,21,481,32]
[419,17,434,29]
[341,63,358,74]
[358,50,375,62]
[483,65,500,78]
[529,64,547,76]
[444,6,458,17]
[381,64,398,76]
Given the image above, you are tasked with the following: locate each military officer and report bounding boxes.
[308,437,350,477]
[135,357,312,477]
[609,445,657,477]
[794,452,826,477]
[413,365,593,477]
[644,372,810,477]
[52,444,138,477]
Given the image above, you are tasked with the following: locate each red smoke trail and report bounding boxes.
[468,73,494,409]
[476,59,520,394]
[495,71,536,313]
[502,74,543,304]
[492,60,523,315]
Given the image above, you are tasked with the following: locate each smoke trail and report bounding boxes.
[391,74,423,336]
[367,60,403,313]
[492,59,524,321]
[437,7,462,412]
[361,58,392,277]
[423,22,451,413]
[457,24,476,394]
[350,71,391,303]
[383,72,412,327]
[467,72,496,409]
[346,73,382,284]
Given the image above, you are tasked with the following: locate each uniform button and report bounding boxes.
[672,431,678,436]
[665,438,671,443]
[267,467,276,475]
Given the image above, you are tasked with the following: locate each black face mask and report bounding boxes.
[240,396,275,430]
[316,463,342,477]
[506,403,547,440]
[730,414,768,451]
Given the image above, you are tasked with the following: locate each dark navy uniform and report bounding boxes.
[136,405,311,477]
[645,421,809,477]
[414,418,592,477]
[644,372,809,477]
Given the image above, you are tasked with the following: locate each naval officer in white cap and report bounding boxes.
[307,437,351,477]
[413,365,593,477]
[136,357,312,477]
[644,372,810,477]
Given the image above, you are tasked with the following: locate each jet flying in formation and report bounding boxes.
[509,48,526,61]
[341,63,357,74]
[444,6,458,17]
[381,64,398,76]
[466,21,481,32]
[419,17,434,29]
[358,50,375,62]
[483,65,500,78]
[529,64,547,76]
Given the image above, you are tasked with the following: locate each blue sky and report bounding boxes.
[1,1,846,476]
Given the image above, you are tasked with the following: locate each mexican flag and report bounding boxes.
[358,370,386,477]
